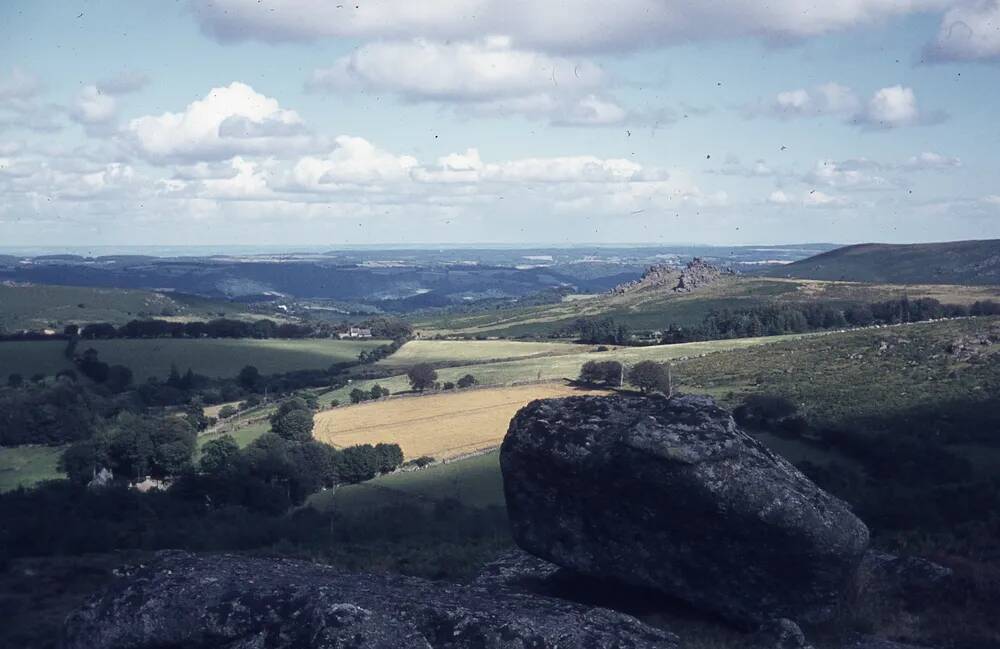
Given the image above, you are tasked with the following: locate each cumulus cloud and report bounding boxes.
[926,0,1000,62]
[768,190,792,204]
[803,190,849,207]
[0,67,42,103]
[191,0,952,53]
[755,83,942,129]
[805,159,891,189]
[0,67,64,133]
[126,82,312,161]
[983,194,1000,205]
[71,85,118,136]
[904,152,961,169]
[767,82,860,119]
[309,37,627,126]
[858,85,920,129]
[289,136,418,189]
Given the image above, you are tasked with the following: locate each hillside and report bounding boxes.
[761,239,1000,285]
[0,283,253,332]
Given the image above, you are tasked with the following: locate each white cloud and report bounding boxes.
[768,190,792,204]
[290,136,418,189]
[904,152,961,169]
[0,67,42,103]
[768,82,860,118]
[806,159,890,189]
[126,82,311,162]
[803,190,849,207]
[309,37,626,126]
[860,85,920,129]
[192,0,952,52]
[756,83,939,129]
[71,85,118,134]
[983,194,1000,205]
[926,0,1000,61]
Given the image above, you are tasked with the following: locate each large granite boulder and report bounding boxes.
[501,394,870,624]
[63,550,680,649]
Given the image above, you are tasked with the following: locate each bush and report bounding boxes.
[218,405,237,419]
[442,381,455,390]
[456,374,478,389]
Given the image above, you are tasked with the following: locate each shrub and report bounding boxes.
[456,374,478,389]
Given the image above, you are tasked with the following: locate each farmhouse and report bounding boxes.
[338,326,373,339]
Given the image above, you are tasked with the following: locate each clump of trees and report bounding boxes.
[627,361,672,395]
[407,364,438,391]
[561,317,631,345]
[456,374,478,389]
[578,360,623,387]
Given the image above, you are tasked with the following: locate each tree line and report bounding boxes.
[567,298,1000,345]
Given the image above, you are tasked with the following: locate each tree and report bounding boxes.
[628,361,672,395]
[150,417,197,476]
[271,408,314,442]
[105,365,134,393]
[369,384,389,400]
[407,363,438,391]
[350,388,368,404]
[374,443,404,474]
[456,374,478,389]
[7,374,22,388]
[199,435,241,475]
[60,435,111,485]
[333,444,380,483]
[578,360,623,386]
[238,365,261,390]
[218,405,237,419]
[442,381,455,390]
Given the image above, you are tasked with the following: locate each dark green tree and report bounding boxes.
[271,408,314,442]
[628,361,672,395]
[407,363,438,391]
[199,435,241,475]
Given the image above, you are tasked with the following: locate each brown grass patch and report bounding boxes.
[313,383,608,460]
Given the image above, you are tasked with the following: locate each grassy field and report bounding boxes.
[0,338,387,382]
[415,276,1000,338]
[0,445,65,492]
[309,449,505,514]
[376,339,589,368]
[314,383,609,460]
[0,283,250,332]
[674,317,1000,433]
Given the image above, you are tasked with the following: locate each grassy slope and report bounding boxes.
[0,338,387,382]
[377,339,588,368]
[309,450,505,513]
[415,276,1000,338]
[761,239,1000,285]
[0,283,250,332]
[0,445,65,492]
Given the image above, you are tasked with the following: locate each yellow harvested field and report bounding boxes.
[313,383,608,460]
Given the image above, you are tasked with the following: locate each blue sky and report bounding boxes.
[1,0,998,247]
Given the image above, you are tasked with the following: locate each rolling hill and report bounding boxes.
[761,239,1000,285]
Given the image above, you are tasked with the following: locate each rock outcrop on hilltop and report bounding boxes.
[500,394,870,625]
[63,551,680,649]
[612,258,735,294]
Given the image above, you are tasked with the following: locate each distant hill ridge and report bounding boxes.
[762,239,1000,285]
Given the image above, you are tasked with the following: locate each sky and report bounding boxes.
[0,0,998,247]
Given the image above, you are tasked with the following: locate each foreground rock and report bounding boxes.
[64,551,680,649]
[501,394,870,624]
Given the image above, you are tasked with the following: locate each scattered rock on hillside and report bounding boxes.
[64,551,681,649]
[501,394,870,624]
[612,258,735,295]
[674,257,734,292]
